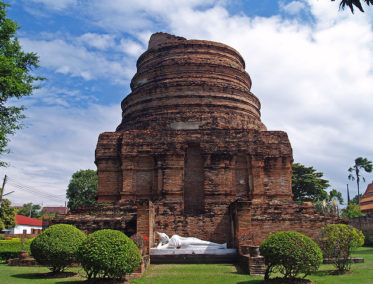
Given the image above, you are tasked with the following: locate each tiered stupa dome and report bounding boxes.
[116,32,266,132]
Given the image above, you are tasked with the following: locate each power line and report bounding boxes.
[5,176,66,202]
[9,183,65,202]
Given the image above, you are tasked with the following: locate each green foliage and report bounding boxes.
[313,189,344,216]
[341,203,364,218]
[0,198,16,230]
[17,203,45,219]
[292,163,330,202]
[328,189,344,205]
[66,169,98,210]
[0,238,33,262]
[0,1,44,166]
[318,224,365,272]
[30,224,85,273]
[351,194,363,205]
[259,231,323,280]
[78,229,141,280]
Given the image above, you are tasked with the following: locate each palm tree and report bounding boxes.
[348,157,373,205]
[335,0,373,13]
[328,189,344,205]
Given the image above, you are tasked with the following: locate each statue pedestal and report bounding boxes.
[150,248,237,263]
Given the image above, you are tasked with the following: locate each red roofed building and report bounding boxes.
[360,182,373,213]
[4,215,43,235]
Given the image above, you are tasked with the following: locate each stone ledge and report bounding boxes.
[150,248,237,255]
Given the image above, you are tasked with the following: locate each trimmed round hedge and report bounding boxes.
[260,231,323,280]
[77,229,141,280]
[30,224,85,272]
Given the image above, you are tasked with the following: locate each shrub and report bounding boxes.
[318,224,364,272]
[78,229,141,280]
[30,224,85,272]
[260,231,323,280]
[0,238,33,262]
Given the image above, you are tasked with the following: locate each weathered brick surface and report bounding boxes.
[56,33,340,258]
[52,203,137,235]
[350,212,373,244]
[231,200,339,251]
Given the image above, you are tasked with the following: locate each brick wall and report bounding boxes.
[231,200,340,252]
[350,212,373,245]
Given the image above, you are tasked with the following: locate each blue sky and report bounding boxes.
[1,0,373,206]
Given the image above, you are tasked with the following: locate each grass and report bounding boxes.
[0,247,371,283]
[0,266,85,283]
[306,247,373,284]
[131,263,263,284]
[132,247,373,284]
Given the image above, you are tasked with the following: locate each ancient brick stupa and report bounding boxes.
[57,33,337,254]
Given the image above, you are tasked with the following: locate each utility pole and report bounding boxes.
[0,175,8,208]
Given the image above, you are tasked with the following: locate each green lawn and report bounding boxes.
[0,247,372,283]
[132,247,373,284]
[0,266,85,283]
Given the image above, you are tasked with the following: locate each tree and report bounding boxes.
[31,224,86,273]
[350,194,362,205]
[17,202,45,219]
[260,231,322,280]
[348,157,372,205]
[78,230,141,280]
[328,189,344,205]
[292,163,330,202]
[0,198,16,230]
[333,0,373,13]
[318,224,364,273]
[66,169,98,210]
[0,1,43,166]
[341,203,364,218]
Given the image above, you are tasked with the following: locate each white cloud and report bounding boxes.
[81,0,219,33]
[20,37,133,83]
[1,101,121,206]
[118,38,145,57]
[79,33,116,50]
[280,1,307,15]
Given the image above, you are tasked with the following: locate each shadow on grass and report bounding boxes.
[309,270,331,277]
[236,281,263,284]
[55,279,130,284]
[10,272,83,283]
[11,271,78,280]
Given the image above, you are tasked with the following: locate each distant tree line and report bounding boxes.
[292,156,372,218]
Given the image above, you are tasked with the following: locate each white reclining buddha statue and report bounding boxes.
[156,232,227,249]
